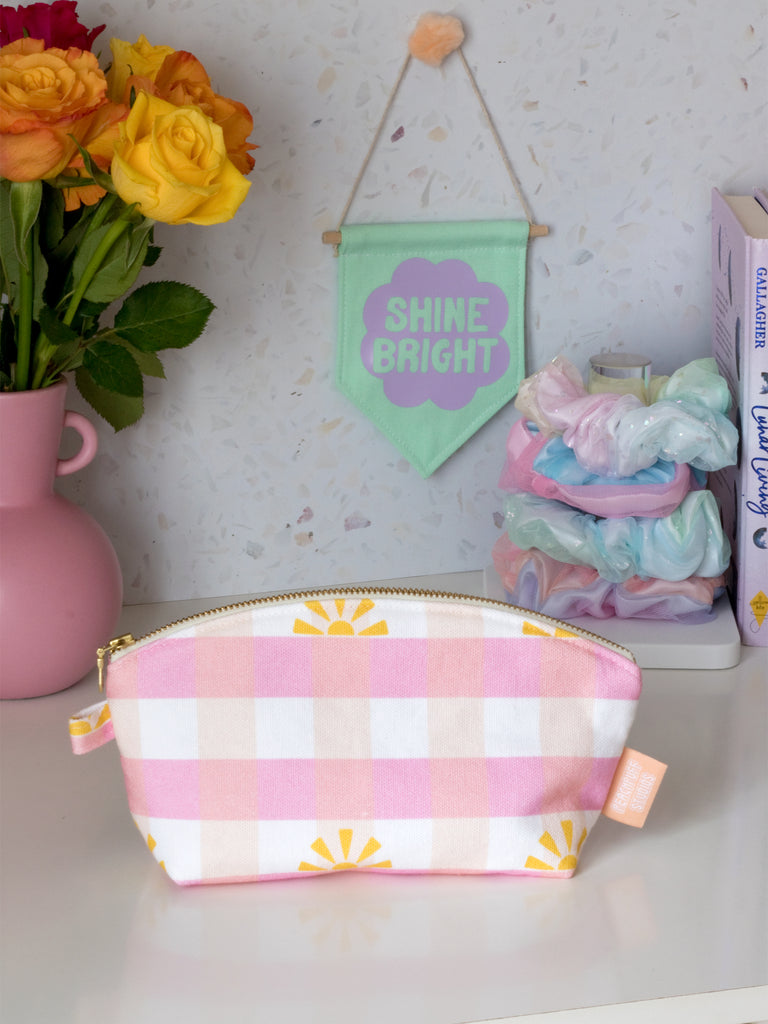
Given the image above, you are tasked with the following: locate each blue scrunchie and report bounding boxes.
[502,489,731,583]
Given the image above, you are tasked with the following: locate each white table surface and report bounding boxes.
[1,575,767,1024]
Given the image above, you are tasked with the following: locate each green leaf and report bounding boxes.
[113,281,215,352]
[71,218,152,305]
[0,181,46,318]
[125,218,153,273]
[29,228,47,320]
[45,173,96,189]
[0,181,15,298]
[38,306,79,348]
[48,201,101,266]
[82,340,143,396]
[75,366,144,431]
[144,244,162,267]
[9,180,42,270]
[40,185,65,253]
[75,298,110,321]
[70,141,115,193]
[125,344,166,379]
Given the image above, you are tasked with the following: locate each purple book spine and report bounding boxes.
[710,188,768,646]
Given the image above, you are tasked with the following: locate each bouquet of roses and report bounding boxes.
[0,0,255,427]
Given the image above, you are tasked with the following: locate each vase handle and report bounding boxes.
[57,411,98,476]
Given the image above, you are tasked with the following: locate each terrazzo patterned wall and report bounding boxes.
[60,0,767,604]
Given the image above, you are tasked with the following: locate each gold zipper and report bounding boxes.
[97,634,135,693]
[96,586,636,691]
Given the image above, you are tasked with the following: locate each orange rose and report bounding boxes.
[60,100,127,210]
[0,37,115,181]
[121,49,255,175]
[153,52,255,175]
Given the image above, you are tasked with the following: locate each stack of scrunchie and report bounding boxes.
[493,356,737,622]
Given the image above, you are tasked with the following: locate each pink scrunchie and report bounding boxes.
[492,535,725,622]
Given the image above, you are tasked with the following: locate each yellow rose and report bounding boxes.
[0,38,112,181]
[110,91,251,225]
[107,34,175,103]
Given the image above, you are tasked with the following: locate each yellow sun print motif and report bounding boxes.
[293,599,388,637]
[68,702,111,736]
[299,828,392,872]
[146,832,166,872]
[525,819,587,872]
[522,621,577,639]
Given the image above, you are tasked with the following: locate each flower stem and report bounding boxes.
[30,335,57,389]
[63,214,132,328]
[86,191,118,234]
[14,227,34,391]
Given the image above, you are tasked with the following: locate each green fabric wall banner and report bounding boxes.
[335,220,529,476]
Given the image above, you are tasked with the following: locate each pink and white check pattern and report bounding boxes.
[81,596,642,884]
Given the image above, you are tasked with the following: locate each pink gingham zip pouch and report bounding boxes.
[69,589,643,885]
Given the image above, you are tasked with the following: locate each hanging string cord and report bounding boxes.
[337,52,413,231]
[334,45,539,237]
[456,48,535,225]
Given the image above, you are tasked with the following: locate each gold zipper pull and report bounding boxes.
[97,634,135,692]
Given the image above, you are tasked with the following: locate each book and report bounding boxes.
[710,188,768,646]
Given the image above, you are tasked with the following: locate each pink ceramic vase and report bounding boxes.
[0,381,123,699]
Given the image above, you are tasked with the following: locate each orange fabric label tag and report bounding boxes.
[602,748,667,828]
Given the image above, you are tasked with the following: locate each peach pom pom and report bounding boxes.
[408,12,465,67]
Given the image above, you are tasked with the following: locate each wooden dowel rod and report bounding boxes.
[322,225,549,246]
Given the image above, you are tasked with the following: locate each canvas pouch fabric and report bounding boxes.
[335,221,529,476]
[69,590,643,886]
